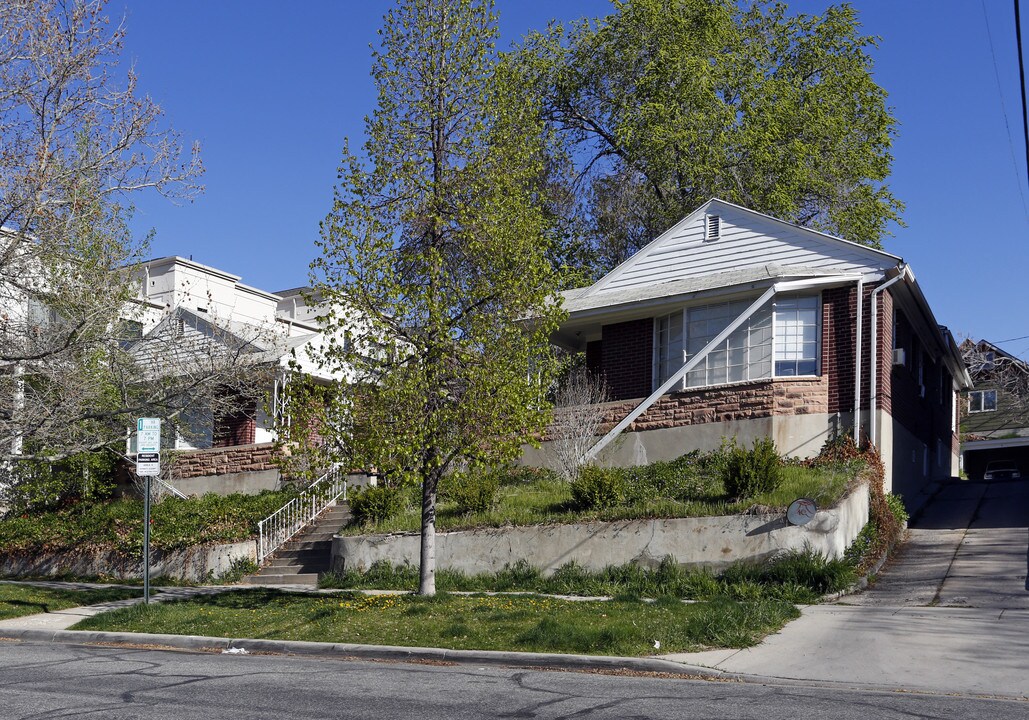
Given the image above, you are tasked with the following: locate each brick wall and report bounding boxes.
[889,308,931,440]
[212,400,257,448]
[824,284,878,416]
[600,318,652,401]
[882,291,958,476]
[170,443,278,480]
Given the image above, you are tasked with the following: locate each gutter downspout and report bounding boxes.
[869,265,908,448]
[853,277,864,445]
[584,274,861,463]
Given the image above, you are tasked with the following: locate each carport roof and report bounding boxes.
[962,436,1029,452]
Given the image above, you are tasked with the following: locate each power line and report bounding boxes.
[995,334,1029,343]
[1015,0,1029,191]
[984,1,1029,219]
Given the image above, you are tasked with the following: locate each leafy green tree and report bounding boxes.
[513,0,902,271]
[313,0,565,595]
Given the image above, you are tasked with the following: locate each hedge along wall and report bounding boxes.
[332,480,870,576]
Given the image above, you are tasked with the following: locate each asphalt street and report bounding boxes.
[0,641,1027,720]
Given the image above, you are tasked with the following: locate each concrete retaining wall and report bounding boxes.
[0,539,256,583]
[171,469,283,497]
[332,481,870,575]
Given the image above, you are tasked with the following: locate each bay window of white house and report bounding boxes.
[653,294,821,391]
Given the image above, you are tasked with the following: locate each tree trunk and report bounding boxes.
[418,470,438,596]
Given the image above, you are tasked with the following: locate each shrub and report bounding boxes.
[3,450,119,513]
[495,465,561,486]
[885,492,909,525]
[447,471,501,515]
[216,556,259,584]
[349,484,404,525]
[722,438,783,499]
[811,433,864,469]
[571,465,625,510]
[0,489,298,557]
[620,451,720,504]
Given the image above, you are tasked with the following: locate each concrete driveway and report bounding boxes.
[846,477,1029,609]
[666,478,1029,698]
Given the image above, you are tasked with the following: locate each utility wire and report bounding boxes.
[1015,0,1029,192]
[984,1,1029,220]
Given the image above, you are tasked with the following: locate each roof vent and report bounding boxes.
[705,214,721,241]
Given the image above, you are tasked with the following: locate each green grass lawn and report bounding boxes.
[73,588,800,656]
[321,551,857,604]
[346,463,853,535]
[0,583,141,621]
[0,489,297,556]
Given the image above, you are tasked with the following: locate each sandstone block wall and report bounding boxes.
[170,443,279,480]
[548,377,829,441]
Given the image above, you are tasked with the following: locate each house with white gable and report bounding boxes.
[531,199,970,502]
[128,256,347,493]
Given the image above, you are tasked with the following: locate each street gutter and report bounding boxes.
[0,626,734,679]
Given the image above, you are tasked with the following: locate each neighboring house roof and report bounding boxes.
[129,307,285,376]
[961,338,1029,376]
[959,338,1029,437]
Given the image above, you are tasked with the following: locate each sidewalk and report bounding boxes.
[663,604,1029,699]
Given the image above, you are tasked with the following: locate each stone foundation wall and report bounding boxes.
[549,377,830,440]
[170,443,279,480]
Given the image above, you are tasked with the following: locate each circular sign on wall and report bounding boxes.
[786,498,818,526]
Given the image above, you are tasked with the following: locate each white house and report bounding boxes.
[129,256,346,453]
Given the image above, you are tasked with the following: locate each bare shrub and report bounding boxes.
[548,367,609,480]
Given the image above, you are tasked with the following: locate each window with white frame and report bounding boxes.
[773,296,819,376]
[654,311,683,387]
[653,293,819,391]
[967,389,997,413]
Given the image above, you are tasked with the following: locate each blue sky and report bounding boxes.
[118,1,1029,359]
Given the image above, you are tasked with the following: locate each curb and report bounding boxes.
[0,627,730,678]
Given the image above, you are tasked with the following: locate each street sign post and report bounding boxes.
[136,418,161,477]
[135,418,161,604]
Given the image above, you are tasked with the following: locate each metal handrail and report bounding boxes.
[257,465,348,562]
[155,476,188,499]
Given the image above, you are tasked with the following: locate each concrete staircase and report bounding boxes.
[244,503,351,587]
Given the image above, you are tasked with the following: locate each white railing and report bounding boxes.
[257,465,348,562]
[155,477,188,499]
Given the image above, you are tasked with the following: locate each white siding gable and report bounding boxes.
[591,199,900,296]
